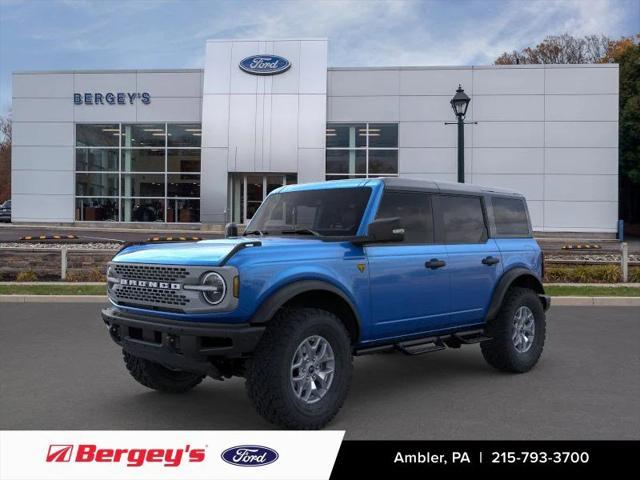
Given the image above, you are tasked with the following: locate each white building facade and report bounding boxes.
[11,38,619,232]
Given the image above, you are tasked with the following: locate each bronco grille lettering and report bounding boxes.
[119,279,181,290]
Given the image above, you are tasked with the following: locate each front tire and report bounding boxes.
[480,287,546,373]
[123,351,205,393]
[246,308,353,429]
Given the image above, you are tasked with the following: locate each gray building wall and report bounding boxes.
[11,69,203,222]
[11,46,619,233]
[327,64,619,232]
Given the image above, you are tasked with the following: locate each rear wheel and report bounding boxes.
[245,308,353,429]
[480,287,546,373]
[123,351,205,393]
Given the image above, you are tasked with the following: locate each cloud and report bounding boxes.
[0,0,636,115]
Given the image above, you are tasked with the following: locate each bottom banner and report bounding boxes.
[330,440,640,476]
[1,432,637,478]
[0,431,344,480]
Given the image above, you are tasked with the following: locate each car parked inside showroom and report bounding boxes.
[0,199,11,222]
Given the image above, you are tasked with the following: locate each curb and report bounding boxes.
[0,282,105,286]
[544,283,640,288]
[0,295,107,303]
[550,296,640,306]
[1,295,639,306]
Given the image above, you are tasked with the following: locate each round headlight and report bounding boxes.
[201,272,226,305]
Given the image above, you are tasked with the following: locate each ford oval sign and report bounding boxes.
[239,55,291,75]
[221,445,279,467]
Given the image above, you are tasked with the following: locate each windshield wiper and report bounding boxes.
[279,228,321,237]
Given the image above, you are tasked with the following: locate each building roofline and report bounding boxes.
[13,62,618,76]
[13,68,204,75]
[327,63,618,71]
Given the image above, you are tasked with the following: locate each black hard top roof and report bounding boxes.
[379,177,524,197]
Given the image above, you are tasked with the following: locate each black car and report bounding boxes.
[0,199,11,222]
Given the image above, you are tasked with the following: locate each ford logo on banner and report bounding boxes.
[239,55,291,75]
[221,445,279,467]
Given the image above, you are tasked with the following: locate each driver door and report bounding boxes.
[366,190,451,340]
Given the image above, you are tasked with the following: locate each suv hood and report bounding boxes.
[113,237,329,266]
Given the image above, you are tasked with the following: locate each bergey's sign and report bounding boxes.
[74,92,151,105]
[239,55,291,75]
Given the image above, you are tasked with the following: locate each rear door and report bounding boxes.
[435,194,502,327]
[366,190,451,340]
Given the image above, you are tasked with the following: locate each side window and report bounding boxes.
[375,191,434,243]
[439,195,487,244]
[492,197,531,236]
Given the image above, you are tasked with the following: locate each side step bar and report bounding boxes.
[355,328,492,357]
[396,339,445,356]
[452,329,492,345]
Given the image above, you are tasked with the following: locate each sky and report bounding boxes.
[0,0,638,114]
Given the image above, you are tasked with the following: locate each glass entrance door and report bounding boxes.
[229,173,297,224]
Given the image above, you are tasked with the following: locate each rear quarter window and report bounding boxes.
[492,197,530,236]
[439,195,487,244]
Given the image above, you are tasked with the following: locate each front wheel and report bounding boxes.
[245,308,353,429]
[480,287,546,373]
[123,351,205,393]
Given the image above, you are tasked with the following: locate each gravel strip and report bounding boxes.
[547,253,640,263]
[0,242,120,250]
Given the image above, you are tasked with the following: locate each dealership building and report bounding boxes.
[11,38,619,232]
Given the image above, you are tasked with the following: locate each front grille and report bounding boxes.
[114,285,190,307]
[110,263,193,311]
[108,262,237,314]
[113,264,189,283]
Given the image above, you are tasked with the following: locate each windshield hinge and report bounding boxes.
[219,241,262,266]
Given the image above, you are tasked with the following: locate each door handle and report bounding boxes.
[482,256,500,266]
[425,258,446,269]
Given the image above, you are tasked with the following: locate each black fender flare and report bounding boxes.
[249,280,362,336]
[485,268,546,321]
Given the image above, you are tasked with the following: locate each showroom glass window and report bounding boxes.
[325,123,398,180]
[75,124,201,222]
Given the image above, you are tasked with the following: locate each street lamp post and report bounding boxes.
[447,85,473,183]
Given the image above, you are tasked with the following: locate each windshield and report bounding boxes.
[245,187,372,237]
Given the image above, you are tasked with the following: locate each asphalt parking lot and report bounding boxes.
[0,303,638,439]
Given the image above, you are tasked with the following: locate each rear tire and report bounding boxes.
[123,351,205,393]
[480,287,546,373]
[246,308,353,429]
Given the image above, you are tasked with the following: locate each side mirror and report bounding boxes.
[224,222,239,238]
[363,217,405,243]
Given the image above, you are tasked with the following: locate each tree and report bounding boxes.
[604,35,640,226]
[602,35,640,184]
[495,34,610,65]
[495,33,640,227]
[0,115,10,202]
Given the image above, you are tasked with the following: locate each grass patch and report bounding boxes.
[545,285,640,297]
[0,284,638,297]
[0,285,106,295]
[544,265,640,283]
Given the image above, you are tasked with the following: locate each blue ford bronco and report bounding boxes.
[102,178,550,429]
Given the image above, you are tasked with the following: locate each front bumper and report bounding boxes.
[102,307,265,375]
